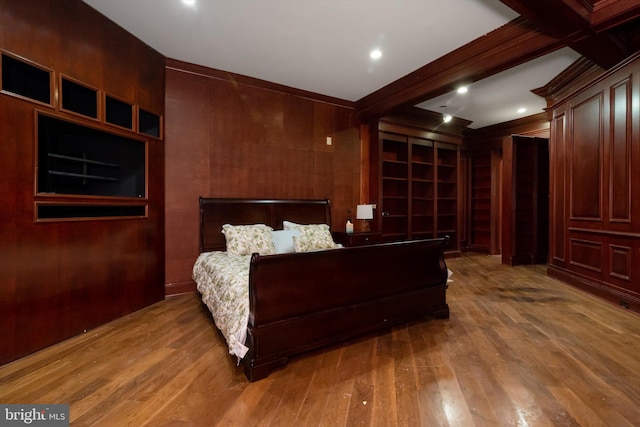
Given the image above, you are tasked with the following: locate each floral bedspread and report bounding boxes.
[192,251,251,360]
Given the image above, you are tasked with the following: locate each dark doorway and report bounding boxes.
[502,135,549,265]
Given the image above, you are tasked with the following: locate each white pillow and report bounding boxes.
[283,221,339,252]
[282,220,302,230]
[271,229,300,254]
[221,224,275,256]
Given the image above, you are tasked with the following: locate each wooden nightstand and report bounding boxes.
[333,231,383,247]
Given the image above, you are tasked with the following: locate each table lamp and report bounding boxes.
[356,204,374,232]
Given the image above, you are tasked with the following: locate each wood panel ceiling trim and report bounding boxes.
[355,17,562,120]
[500,0,640,68]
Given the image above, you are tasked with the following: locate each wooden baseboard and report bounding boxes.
[165,280,196,296]
[547,264,640,315]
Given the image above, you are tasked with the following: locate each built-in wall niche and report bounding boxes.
[1,52,52,105]
[36,203,146,220]
[105,94,133,129]
[60,77,98,119]
[138,108,161,138]
[37,114,146,199]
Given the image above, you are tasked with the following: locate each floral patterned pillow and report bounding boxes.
[283,221,339,252]
[222,224,275,256]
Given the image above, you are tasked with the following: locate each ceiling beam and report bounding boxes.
[500,0,640,68]
[356,0,640,121]
[356,17,563,120]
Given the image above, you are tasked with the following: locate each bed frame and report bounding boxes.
[199,197,450,381]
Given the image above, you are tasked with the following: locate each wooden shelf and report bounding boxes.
[37,114,146,200]
[61,76,98,119]
[1,52,52,105]
[378,130,459,251]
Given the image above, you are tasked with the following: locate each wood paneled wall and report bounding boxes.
[0,0,165,365]
[548,52,640,313]
[164,60,362,293]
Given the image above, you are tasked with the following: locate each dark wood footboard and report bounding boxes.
[196,197,450,382]
[243,237,449,381]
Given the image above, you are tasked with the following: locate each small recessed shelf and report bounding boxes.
[61,77,98,119]
[138,108,161,138]
[37,203,146,220]
[1,52,51,104]
[105,95,133,129]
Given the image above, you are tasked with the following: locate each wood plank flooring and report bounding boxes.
[1,255,640,426]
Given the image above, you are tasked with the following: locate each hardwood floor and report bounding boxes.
[1,254,640,426]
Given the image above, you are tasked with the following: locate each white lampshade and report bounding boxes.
[356,204,374,220]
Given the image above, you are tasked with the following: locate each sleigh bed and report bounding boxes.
[193,197,450,381]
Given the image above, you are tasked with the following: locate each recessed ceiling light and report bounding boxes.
[182,0,196,6]
[457,86,468,94]
[517,107,527,114]
[370,49,382,60]
[442,114,452,123]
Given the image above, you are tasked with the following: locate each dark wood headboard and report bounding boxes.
[199,198,332,253]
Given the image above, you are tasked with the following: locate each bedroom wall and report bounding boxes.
[546,52,640,314]
[164,59,362,294]
[0,0,165,365]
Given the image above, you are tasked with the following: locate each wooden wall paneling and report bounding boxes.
[164,63,361,294]
[569,237,603,274]
[551,113,566,264]
[501,136,514,265]
[312,101,335,203]
[56,3,104,91]
[0,1,165,365]
[569,93,604,221]
[609,76,632,225]
[0,98,28,361]
[545,52,640,314]
[164,69,211,292]
[490,148,502,255]
[101,25,136,105]
[359,123,372,207]
[133,45,166,116]
[609,243,631,282]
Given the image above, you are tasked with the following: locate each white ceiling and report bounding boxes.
[84,0,581,128]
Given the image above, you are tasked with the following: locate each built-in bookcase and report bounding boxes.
[436,144,458,247]
[410,139,435,240]
[378,130,460,255]
[381,134,409,241]
[1,50,162,221]
[468,151,492,252]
